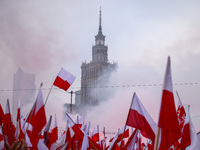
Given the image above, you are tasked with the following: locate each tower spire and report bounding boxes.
[98,7,102,33]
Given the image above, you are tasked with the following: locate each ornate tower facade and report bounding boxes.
[80,9,118,106]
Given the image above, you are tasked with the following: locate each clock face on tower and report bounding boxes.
[97,39,103,44]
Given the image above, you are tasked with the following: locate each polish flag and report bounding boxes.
[125,129,139,150]
[66,113,102,150]
[53,68,76,91]
[37,138,48,150]
[43,115,52,145]
[56,119,71,149]
[29,87,47,146]
[75,114,84,128]
[117,125,129,143]
[15,99,25,140]
[81,124,89,150]
[156,57,181,150]
[107,125,129,150]
[66,113,84,141]
[49,115,58,150]
[0,104,4,125]
[185,106,200,149]
[126,93,157,142]
[135,130,142,150]
[179,105,191,149]
[0,129,4,150]
[3,99,16,146]
[91,125,99,143]
[176,91,186,130]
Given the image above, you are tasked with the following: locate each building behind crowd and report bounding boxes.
[12,68,36,121]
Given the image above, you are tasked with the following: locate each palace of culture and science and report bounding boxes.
[66,9,118,114]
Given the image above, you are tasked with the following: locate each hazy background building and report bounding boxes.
[12,68,36,121]
[74,9,118,114]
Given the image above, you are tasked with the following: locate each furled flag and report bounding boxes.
[43,115,52,146]
[49,115,58,150]
[125,93,157,142]
[156,56,181,150]
[53,68,76,91]
[15,99,25,140]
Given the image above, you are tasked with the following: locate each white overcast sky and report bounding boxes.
[0,0,200,133]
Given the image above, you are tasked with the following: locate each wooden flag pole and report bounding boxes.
[44,84,54,106]
[154,127,160,150]
[45,69,61,106]
[88,139,98,150]
[118,125,127,150]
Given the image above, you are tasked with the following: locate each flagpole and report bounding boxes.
[118,125,127,150]
[45,69,62,106]
[154,127,160,150]
[44,84,54,105]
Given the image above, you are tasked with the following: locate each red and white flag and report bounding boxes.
[53,68,76,91]
[0,129,4,150]
[91,125,100,143]
[15,99,25,140]
[0,104,4,125]
[179,105,191,149]
[176,91,186,130]
[125,129,139,150]
[126,93,157,142]
[81,124,89,150]
[49,115,58,150]
[156,56,181,150]
[185,106,200,150]
[66,113,102,150]
[2,99,16,146]
[107,125,129,150]
[43,115,52,145]
[29,87,47,147]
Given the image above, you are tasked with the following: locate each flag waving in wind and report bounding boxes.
[126,93,157,142]
[155,56,181,150]
[53,68,76,91]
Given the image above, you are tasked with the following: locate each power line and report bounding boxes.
[0,82,198,92]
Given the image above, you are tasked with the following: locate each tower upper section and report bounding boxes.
[92,8,108,62]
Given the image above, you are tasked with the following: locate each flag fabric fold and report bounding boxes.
[28,87,47,149]
[156,56,181,150]
[126,93,157,142]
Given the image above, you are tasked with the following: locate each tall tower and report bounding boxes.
[80,8,118,107]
